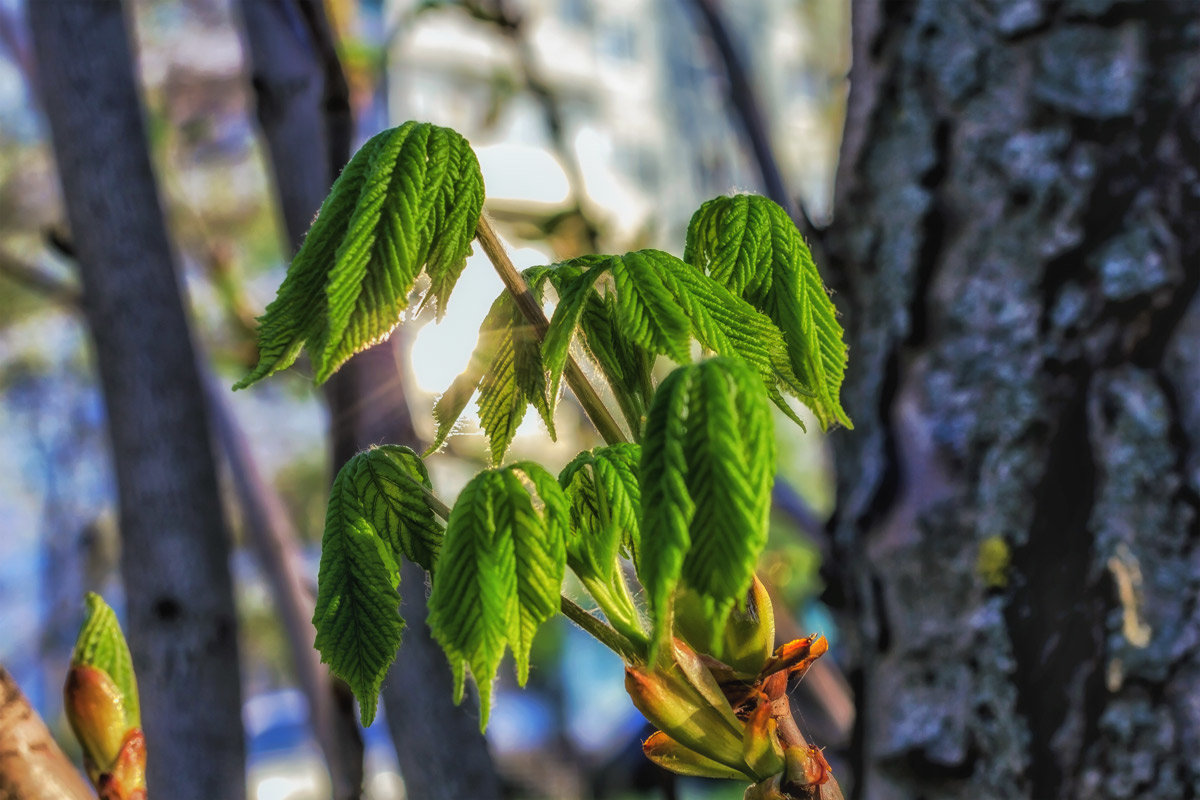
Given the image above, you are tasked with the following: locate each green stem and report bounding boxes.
[475,214,628,447]
[560,596,644,663]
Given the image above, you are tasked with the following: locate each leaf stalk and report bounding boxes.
[475,214,628,447]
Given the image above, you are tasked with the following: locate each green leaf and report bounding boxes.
[611,250,692,363]
[578,293,654,437]
[680,359,774,648]
[355,445,443,571]
[559,443,642,581]
[427,464,567,728]
[639,359,776,662]
[428,290,554,464]
[505,463,569,683]
[236,121,485,390]
[657,251,808,428]
[428,470,514,729]
[233,134,385,389]
[639,366,696,661]
[313,454,409,726]
[541,258,611,405]
[685,194,852,429]
[71,593,139,729]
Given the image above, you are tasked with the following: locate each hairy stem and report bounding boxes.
[560,595,645,662]
[475,214,628,446]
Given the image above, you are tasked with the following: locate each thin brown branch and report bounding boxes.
[685,0,798,220]
[475,213,628,446]
[0,250,81,306]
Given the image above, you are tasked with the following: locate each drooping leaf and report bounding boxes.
[685,194,852,429]
[657,251,808,427]
[233,134,385,389]
[541,258,612,405]
[236,121,485,390]
[578,293,655,437]
[313,455,408,726]
[71,593,139,729]
[355,445,443,570]
[610,250,692,363]
[428,464,568,728]
[559,443,643,581]
[428,470,514,729]
[639,359,776,662]
[504,463,569,683]
[428,287,554,463]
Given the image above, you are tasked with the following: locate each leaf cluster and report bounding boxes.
[233,122,853,731]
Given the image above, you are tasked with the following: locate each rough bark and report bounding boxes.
[27,3,246,799]
[823,2,1200,799]
[237,4,502,797]
[0,666,94,800]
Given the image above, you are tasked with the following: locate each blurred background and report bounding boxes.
[5,2,1200,800]
[0,1,848,798]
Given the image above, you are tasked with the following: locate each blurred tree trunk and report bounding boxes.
[237,4,502,798]
[823,2,1200,799]
[27,4,246,800]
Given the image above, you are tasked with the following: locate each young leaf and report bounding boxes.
[559,443,643,581]
[236,121,485,389]
[233,134,385,389]
[71,593,139,730]
[639,358,776,661]
[355,445,443,571]
[427,470,514,729]
[428,464,568,728]
[312,454,408,726]
[610,250,692,363]
[428,287,554,463]
[505,463,569,683]
[541,258,612,405]
[680,359,774,648]
[639,366,697,660]
[685,194,852,429]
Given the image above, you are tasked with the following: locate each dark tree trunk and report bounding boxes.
[237,4,502,797]
[822,2,1200,799]
[27,3,246,799]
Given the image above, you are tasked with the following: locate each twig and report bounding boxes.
[685,0,798,221]
[475,214,627,446]
[0,249,81,306]
[561,596,644,662]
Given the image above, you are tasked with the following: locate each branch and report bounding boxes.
[0,665,95,800]
[475,213,628,446]
[685,0,798,220]
[0,249,81,306]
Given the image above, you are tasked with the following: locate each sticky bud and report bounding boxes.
[741,698,785,779]
[642,731,749,780]
[97,730,147,800]
[721,576,776,676]
[783,744,833,789]
[625,641,749,774]
[64,665,128,778]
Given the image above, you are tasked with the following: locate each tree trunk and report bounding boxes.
[823,2,1200,799]
[237,4,502,797]
[27,4,246,799]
